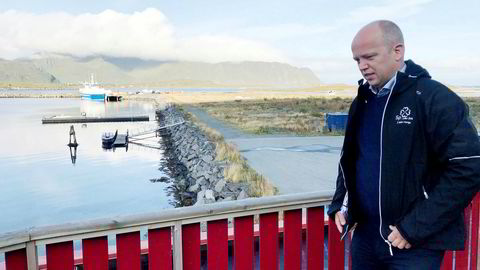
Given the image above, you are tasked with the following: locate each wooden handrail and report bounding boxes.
[1,191,478,270]
[0,190,335,251]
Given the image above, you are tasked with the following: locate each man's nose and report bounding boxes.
[358,60,368,70]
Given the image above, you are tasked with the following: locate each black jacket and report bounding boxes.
[328,60,480,250]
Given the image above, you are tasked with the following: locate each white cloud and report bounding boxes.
[0,8,285,63]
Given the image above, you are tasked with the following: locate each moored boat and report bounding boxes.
[102,130,118,148]
[79,74,111,100]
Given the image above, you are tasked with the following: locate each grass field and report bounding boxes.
[195,96,480,135]
[196,97,353,135]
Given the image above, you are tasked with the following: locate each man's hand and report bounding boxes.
[335,211,346,234]
[388,225,411,249]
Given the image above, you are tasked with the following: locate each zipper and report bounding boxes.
[339,152,349,240]
[339,151,348,194]
[378,87,395,256]
[422,185,429,199]
[339,151,349,213]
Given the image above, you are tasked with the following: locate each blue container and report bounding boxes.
[325,113,348,131]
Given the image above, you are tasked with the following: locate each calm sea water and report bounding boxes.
[0,87,241,95]
[0,98,175,234]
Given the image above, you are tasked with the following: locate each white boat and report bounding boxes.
[79,74,111,100]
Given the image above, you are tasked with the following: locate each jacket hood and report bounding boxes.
[403,59,431,79]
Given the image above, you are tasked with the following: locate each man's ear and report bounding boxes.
[393,43,405,61]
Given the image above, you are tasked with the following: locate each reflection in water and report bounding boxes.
[68,125,79,165]
[80,99,106,117]
[151,129,196,207]
[102,144,129,152]
[68,145,78,165]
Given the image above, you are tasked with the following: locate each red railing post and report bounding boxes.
[284,209,302,269]
[5,248,27,270]
[307,207,324,270]
[260,212,279,270]
[207,219,228,270]
[46,241,74,270]
[441,192,480,270]
[472,192,479,270]
[234,215,254,270]
[441,251,453,270]
[455,201,473,269]
[148,227,173,270]
[182,223,200,270]
[327,217,344,270]
[116,232,141,270]
[83,236,109,270]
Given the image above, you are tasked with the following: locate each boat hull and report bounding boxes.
[81,94,106,100]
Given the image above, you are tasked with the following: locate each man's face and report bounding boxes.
[351,26,399,89]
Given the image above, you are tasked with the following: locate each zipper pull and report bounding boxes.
[385,240,393,256]
[422,186,429,199]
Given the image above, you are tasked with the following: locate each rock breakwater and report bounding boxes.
[156,105,249,206]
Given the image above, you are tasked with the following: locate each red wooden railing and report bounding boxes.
[1,191,478,270]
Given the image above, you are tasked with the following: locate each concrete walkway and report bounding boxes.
[185,106,343,195]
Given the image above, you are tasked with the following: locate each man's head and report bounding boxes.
[351,20,405,89]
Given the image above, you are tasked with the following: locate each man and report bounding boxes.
[327,20,480,269]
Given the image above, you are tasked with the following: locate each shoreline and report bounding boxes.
[1,85,480,101]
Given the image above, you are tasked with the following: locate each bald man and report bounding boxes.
[327,20,480,269]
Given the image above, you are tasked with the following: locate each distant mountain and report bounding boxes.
[25,55,133,84]
[0,59,59,83]
[1,55,321,86]
[129,61,321,86]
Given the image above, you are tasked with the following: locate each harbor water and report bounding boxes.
[0,98,175,234]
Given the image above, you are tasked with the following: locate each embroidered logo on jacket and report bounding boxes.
[395,107,413,124]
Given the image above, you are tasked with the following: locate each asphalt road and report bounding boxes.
[185,106,343,195]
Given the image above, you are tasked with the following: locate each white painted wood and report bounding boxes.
[173,221,183,270]
[0,243,26,253]
[26,241,38,270]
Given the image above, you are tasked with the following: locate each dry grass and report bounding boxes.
[184,110,278,197]
[215,142,244,164]
[125,85,357,104]
[197,97,353,135]
[220,149,277,197]
[194,96,480,136]
[223,162,276,197]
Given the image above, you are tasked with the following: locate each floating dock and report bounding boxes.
[112,134,128,147]
[42,115,149,124]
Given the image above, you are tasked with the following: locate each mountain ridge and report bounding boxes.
[0,55,321,86]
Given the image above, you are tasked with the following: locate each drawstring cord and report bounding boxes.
[385,240,393,256]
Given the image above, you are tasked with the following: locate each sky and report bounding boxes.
[0,0,479,86]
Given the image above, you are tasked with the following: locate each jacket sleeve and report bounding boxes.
[328,161,348,218]
[397,82,480,246]
[328,98,357,218]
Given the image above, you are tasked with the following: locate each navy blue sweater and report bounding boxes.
[355,91,389,226]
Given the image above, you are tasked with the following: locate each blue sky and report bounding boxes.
[1,0,479,85]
